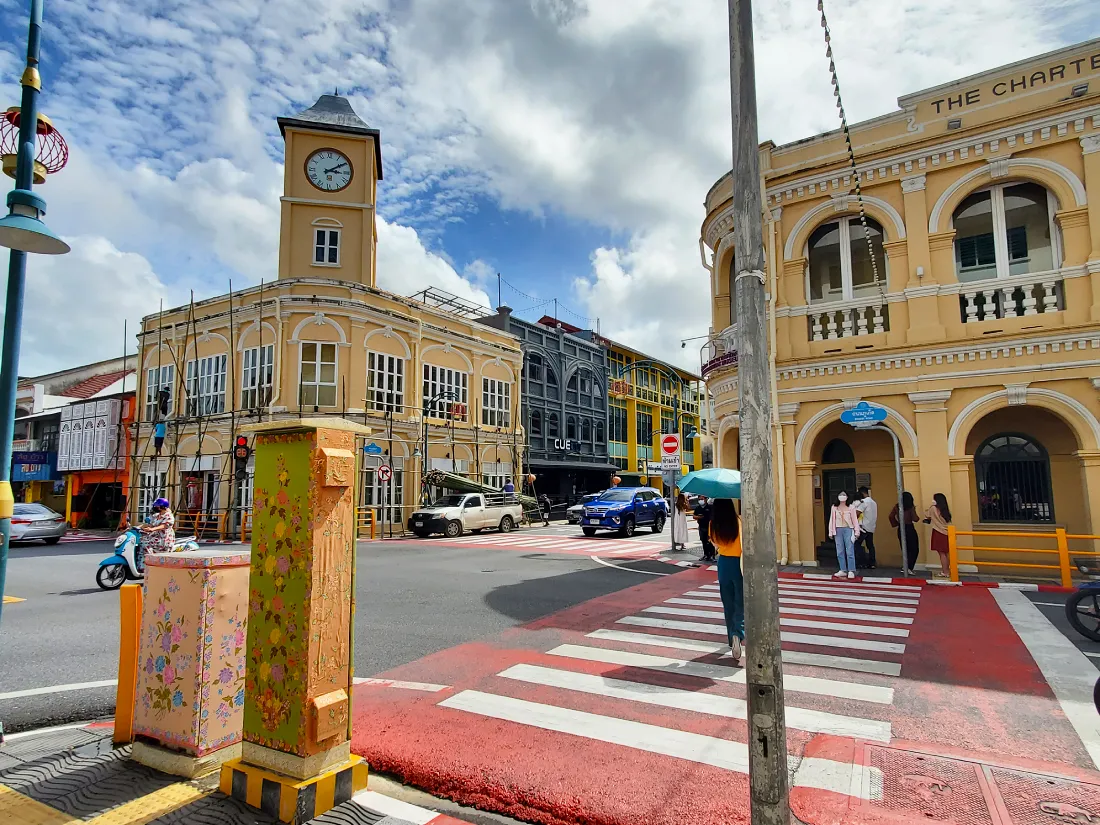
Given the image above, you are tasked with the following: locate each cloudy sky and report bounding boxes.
[0,0,1096,374]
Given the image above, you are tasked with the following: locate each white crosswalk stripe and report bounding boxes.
[436,575,921,795]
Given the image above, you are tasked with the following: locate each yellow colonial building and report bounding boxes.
[131,95,523,534]
[702,39,1100,571]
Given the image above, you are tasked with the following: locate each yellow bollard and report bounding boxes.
[947,525,959,583]
[1057,528,1073,589]
[114,583,143,745]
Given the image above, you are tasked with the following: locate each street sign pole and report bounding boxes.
[729,1,789,821]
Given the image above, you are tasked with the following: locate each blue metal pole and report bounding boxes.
[0,0,45,630]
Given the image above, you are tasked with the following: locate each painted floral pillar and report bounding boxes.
[133,548,251,757]
[240,419,365,779]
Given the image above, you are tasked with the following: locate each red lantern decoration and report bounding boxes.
[0,107,68,184]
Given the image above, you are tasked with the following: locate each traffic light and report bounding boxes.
[234,435,251,481]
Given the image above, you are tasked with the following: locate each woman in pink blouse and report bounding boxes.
[828,492,861,580]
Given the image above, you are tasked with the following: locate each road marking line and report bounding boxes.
[0,679,118,701]
[351,790,438,825]
[616,616,906,654]
[777,583,922,600]
[590,555,668,576]
[586,629,902,675]
[993,589,1100,771]
[547,644,894,705]
[793,576,922,592]
[664,599,915,623]
[501,663,892,741]
[0,721,96,741]
[778,597,917,614]
[439,690,880,798]
[353,678,450,692]
[642,606,911,637]
[1029,601,1064,607]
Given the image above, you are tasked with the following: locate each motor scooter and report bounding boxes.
[1065,579,1100,642]
[96,525,200,590]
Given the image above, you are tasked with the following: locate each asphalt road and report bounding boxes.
[0,528,671,734]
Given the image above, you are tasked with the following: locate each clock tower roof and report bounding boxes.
[278,93,383,179]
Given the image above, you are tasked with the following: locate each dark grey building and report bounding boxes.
[478,307,615,500]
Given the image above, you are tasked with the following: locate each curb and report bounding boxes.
[939,579,1075,593]
[349,790,472,824]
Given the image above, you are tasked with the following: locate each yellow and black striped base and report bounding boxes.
[219,756,368,824]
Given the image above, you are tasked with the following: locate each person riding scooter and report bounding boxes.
[138,497,175,572]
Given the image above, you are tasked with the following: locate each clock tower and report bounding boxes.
[277,94,383,287]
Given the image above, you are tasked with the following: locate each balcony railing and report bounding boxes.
[701,326,738,378]
[808,298,888,342]
[956,271,1063,323]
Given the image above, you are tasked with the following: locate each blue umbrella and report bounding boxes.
[677,467,741,500]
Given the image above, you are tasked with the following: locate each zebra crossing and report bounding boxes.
[428,530,665,557]
[434,574,922,799]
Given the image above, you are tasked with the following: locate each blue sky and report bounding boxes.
[0,0,1096,374]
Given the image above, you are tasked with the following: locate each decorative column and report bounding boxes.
[1077,450,1100,555]
[221,418,370,824]
[909,391,952,570]
[777,403,800,565]
[795,462,817,567]
[1079,135,1100,319]
[949,455,977,572]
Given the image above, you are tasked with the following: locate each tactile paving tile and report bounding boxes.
[991,766,1100,825]
[0,742,178,819]
[867,746,995,824]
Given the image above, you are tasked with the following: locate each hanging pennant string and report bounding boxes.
[818,0,883,297]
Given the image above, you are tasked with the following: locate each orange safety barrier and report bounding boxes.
[114,583,143,744]
[240,510,252,541]
[948,524,1100,587]
[175,510,227,541]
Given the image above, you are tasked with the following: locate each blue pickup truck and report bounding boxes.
[579,487,669,538]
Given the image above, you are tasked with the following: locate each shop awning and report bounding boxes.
[527,459,619,472]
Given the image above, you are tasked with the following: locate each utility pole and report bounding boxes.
[728,1,790,822]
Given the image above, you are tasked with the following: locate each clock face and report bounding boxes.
[305,149,352,192]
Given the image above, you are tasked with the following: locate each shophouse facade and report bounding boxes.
[478,306,614,500]
[130,95,522,535]
[702,38,1100,570]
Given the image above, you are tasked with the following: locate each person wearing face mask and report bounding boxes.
[828,491,860,580]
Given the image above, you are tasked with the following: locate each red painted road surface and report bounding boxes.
[352,570,1100,825]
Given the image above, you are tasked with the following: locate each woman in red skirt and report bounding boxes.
[924,493,952,578]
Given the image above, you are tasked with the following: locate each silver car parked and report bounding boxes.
[11,502,67,544]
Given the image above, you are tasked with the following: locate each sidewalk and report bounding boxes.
[0,722,477,825]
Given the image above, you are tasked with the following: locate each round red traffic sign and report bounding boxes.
[377,464,393,482]
[661,434,680,455]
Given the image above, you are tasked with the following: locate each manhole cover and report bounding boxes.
[867,746,995,824]
[992,766,1100,825]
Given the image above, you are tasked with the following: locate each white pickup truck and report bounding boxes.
[407,493,524,539]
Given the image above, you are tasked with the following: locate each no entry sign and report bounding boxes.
[660,434,681,471]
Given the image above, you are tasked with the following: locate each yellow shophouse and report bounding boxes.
[702,38,1100,572]
[131,95,523,536]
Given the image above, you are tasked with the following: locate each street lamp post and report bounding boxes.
[0,0,69,635]
[420,390,459,504]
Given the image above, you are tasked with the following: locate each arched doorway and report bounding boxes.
[964,407,1082,530]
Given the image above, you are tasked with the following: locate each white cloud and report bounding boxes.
[376,217,492,308]
[15,235,172,374]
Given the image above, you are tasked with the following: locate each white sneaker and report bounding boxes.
[847,571,856,580]
[833,571,846,579]
[730,637,743,660]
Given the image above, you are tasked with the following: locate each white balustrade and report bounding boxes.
[958,272,1063,323]
[808,300,889,342]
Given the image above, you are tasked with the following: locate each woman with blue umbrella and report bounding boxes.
[679,469,744,661]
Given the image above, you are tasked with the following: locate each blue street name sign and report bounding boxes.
[363,443,384,455]
[840,401,888,426]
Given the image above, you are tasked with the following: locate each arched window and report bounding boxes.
[821,438,855,465]
[547,368,558,387]
[566,416,577,440]
[596,420,605,444]
[547,412,559,437]
[953,182,1057,283]
[975,433,1053,523]
[807,217,885,304]
[526,353,543,381]
[727,256,738,326]
[581,419,591,441]
[531,409,542,436]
